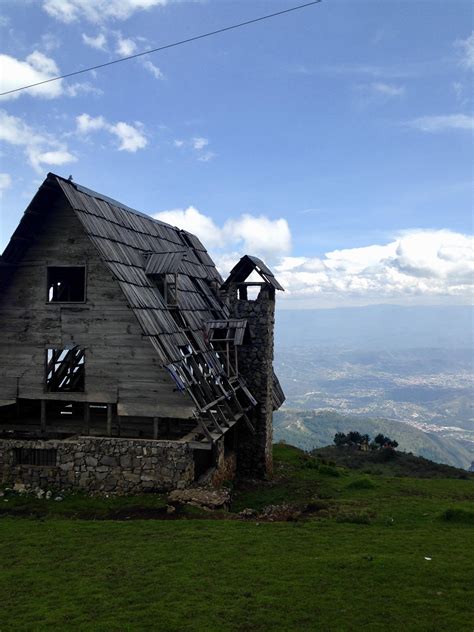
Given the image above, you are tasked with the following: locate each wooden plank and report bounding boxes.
[107,403,113,436]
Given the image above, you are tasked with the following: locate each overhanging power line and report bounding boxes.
[0,1,322,97]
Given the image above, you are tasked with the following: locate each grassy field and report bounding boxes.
[1,444,473,631]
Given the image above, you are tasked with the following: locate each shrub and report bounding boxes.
[441,508,474,524]
[346,477,376,490]
[318,464,341,477]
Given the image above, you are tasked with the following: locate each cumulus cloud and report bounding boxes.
[275,230,473,303]
[43,0,170,23]
[0,110,77,172]
[455,31,474,69]
[0,51,62,100]
[407,114,474,132]
[116,36,137,56]
[0,173,12,197]
[76,113,147,152]
[82,32,108,50]
[0,50,100,100]
[153,206,291,261]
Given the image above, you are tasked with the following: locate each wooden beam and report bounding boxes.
[84,403,90,435]
[40,400,46,434]
[106,403,113,436]
[153,417,159,440]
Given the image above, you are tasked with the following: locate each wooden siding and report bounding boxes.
[0,197,195,419]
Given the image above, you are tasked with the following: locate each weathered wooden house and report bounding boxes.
[0,173,284,493]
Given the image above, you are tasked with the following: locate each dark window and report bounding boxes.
[47,266,85,302]
[46,347,85,392]
[150,273,178,306]
[13,448,57,467]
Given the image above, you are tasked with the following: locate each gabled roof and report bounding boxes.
[1,173,285,427]
[221,254,284,291]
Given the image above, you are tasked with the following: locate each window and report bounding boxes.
[46,347,85,392]
[47,266,85,302]
[150,273,178,306]
[13,448,57,467]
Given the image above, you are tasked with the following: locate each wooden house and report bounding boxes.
[0,173,284,493]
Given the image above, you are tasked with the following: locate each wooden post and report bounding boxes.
[40,400,46,435]
[153,417,159,440]
[84,403,90,435]
[107,403,113,437]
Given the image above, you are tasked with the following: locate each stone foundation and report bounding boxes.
[0,436,194,494]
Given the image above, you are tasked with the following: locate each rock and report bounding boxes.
[13,483,26,493]
[168,487,231,510]
[45,490,52,500]
[166,505,176,515]
[239,508,257,518]
[54,496,63,502]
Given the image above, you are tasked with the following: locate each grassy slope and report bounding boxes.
[274,409,473,468]
[0,444,473,632]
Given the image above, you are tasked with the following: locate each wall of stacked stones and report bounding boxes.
[229,286,275,479]
[0,437,194,494]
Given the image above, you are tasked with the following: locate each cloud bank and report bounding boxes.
[153,205,472,305]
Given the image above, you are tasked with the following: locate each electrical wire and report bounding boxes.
[0,0,322,97]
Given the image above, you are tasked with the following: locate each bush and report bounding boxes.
[318,464,341,477]
[440,508,474,524]
[346,477,376,490]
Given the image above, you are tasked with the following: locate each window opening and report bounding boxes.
[150,273,178,306]
[46,347,85,392]
[14,448,57,467]
[47,266,85,302]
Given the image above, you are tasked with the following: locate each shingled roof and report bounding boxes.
[1,173,285,444]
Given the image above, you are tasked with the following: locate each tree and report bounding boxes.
[334,432,347,447]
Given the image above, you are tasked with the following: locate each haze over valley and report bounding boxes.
[274,305,474,468]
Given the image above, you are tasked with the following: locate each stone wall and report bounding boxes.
[0,436,194,494]
[228,285,275,479]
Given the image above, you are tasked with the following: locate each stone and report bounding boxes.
[168,488,231,510]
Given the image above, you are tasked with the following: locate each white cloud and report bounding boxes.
[0,51,62,100]
[76,113,147,152]
[65,82,103,97]
[43,0,170,23]
[153,206,291,260]
[192,137,209,150]
[76,113,107,133]
[370,82,405,97]
[0,110,77,173]
[0,173,12,197]
[0,50,100,100]
[275,230,473,303]
[116,36,137,56]
[455,31,474,69]
[82,32,108,50]
[109,121,147,151]
[141,59,164,79]
[408,114,474,132]
[173,139,184,147]
[154,206,223,248]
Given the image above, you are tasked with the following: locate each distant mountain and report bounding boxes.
[275,305,473,350]
[274,409,473,469]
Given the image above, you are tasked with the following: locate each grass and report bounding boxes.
[1,443,473,631]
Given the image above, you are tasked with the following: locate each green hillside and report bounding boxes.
[1,444,473,631]
[274,409,473,469]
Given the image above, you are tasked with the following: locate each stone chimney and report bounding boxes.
[221,256,283,479]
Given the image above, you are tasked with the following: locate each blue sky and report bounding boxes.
[0,0,472,307]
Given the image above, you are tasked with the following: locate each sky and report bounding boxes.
[0,0,472,308]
